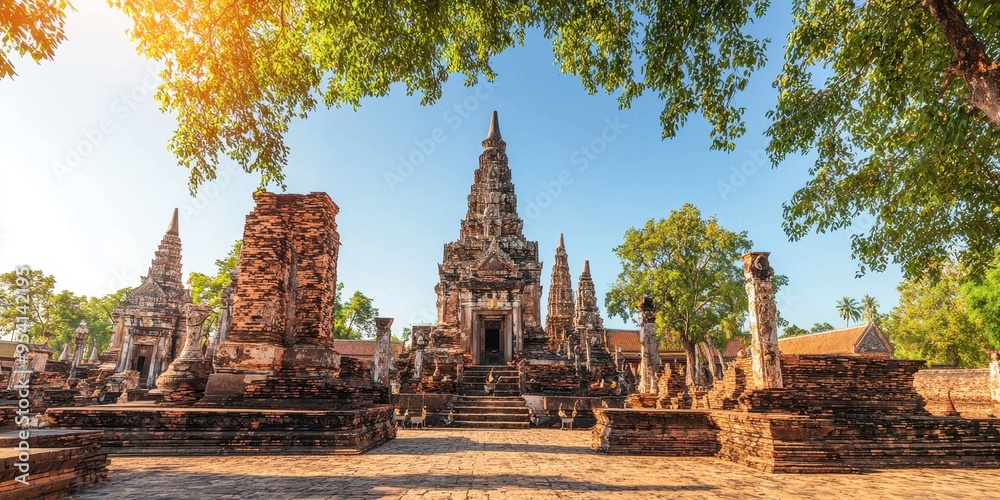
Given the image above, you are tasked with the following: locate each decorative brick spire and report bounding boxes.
[459,110,524,242]
[546,234,575,345]
[145,208,185,302]
[574,260,604,331]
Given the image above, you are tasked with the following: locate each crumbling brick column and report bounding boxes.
[741,252,783,390]
[205,192,341,398]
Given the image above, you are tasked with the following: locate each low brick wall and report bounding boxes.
[592,409,720,456]
[0,429,109,498]
[596,355,1000,473]
[47,404,396,455]
[914,369,998,418]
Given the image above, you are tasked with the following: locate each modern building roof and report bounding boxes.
[777,322,893,356]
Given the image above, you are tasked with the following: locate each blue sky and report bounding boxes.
[0,1,902,334]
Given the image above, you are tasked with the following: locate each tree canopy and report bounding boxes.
[189,239,242,339]
[861,295,880,323]
[10,1,1000,283]
[810,322,835,332]
[883,261,988,368]
[835,297,862,327]
[770,0,1000,280]
[961,250,1000,350]
[0,268,128,356]
[109,0,769,192]
[782,324,808,337]
[333,283,380,339]
[605,203,754,386]
[0,0,71,79]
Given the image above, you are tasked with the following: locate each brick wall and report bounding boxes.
[914,368,998,418]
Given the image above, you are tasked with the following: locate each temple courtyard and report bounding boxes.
[69,429,1000,499]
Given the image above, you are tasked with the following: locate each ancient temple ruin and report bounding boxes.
[427,111,544,366]
[99,209,189,389]
[393,112,621,427]
[47,192,394,454]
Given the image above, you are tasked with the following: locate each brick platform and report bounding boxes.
[592,355,1000,473]
[46,403,395,455]
[0,429,109,499]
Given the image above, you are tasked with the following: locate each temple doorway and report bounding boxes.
[482,319,503,365]
[133,344,154,386]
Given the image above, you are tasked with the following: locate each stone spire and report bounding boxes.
[145,207,186,301]
[482,110,505,150]
[546,234,575,347]
[574,260,604,332]
[458,110,524,243]
[166,208,179,236]
[58,343,70,362]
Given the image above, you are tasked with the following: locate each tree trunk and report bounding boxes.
[681,336,697,387]
[926,0,1000,125]
[703,342,727,378]
[699,342,719,381]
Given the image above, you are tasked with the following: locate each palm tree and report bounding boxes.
[861,295,879,324]
[836,297,862,327]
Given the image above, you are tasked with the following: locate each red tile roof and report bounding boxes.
[605,329,642,352]
[605,330,747,359]
[722,337,748,358]
[778,323,891,356]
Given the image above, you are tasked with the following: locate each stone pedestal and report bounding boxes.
[741,252,782,390]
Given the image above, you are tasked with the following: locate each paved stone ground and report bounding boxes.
[70,429,1000,499]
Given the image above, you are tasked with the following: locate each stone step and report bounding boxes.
[459,391,521,397]
[459,382,519,389]
[451,406,531,415]
[455,398,524,403]
[453,420,530,429]
[452,412,531,423]
[454,401,527,408]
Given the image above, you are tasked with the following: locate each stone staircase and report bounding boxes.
[453,366,530,429]
[452,396,531,429]
[460,365,520,397]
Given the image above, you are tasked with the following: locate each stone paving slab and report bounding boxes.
[67,429,1000,499]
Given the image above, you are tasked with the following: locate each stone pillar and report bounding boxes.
[988,350,1000,411]
[210,271,236,351]
[156,304,212,405]
[638,297,661,394]
[741,252,783,390]
[68,320,89,379]
[372,318,394,385]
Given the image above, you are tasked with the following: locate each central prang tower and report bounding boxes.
[431,111,544,365]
